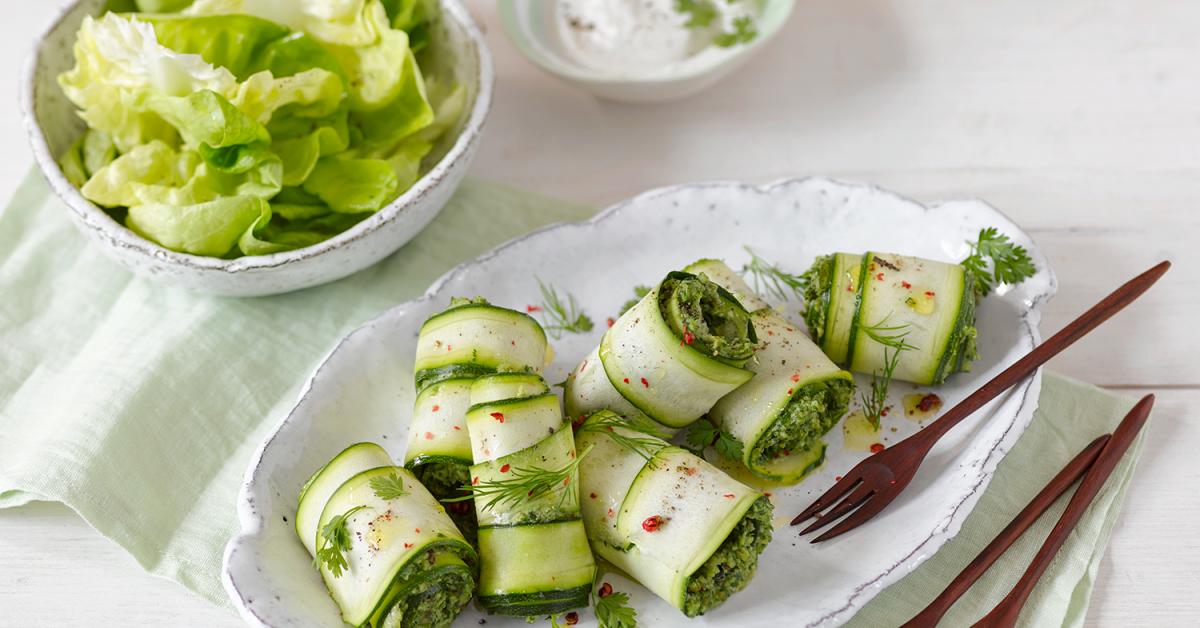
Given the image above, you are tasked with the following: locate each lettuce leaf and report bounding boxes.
[58,1,460,258]
[302,157,398,213]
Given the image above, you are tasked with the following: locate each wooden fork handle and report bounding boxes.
[917,261,1169,448]
[972,394,1155,628]
[899,434,1110,628]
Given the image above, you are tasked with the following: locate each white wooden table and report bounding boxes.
[1,1,1196,625]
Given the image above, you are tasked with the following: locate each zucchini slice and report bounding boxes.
[296,452,476,628]
[404,378,474,469]
[296,442,393,557]
[709,309,854,483]
[413,300,549,391]
[463,376,596,615]
[801,252,979,385]
[568,270,756,429]
[577,412,773,617]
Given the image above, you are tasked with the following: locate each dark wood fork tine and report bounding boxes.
[792,260,1170,540]
[797,483,875,535]
[811,491,894,543]
[791,474,864,524]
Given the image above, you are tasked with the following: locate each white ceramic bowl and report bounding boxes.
[21,0,493,297]
[498,0,794,103]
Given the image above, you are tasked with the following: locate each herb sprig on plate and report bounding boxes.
[537,279,594,339]
[684,418,745,461]
[449,447,592,512]
[740,246,805,301]
[961,227,1036,298]
[313,505,366,578]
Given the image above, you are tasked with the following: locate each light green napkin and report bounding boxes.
[0,170,1144,626]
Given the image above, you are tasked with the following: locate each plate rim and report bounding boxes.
[222,176,1058,627]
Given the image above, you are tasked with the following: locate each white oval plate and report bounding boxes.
[222,178,1056,627]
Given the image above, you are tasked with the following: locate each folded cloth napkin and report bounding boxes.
[0,170,1145,626]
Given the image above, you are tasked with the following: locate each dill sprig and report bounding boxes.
[450,446,593,512]
[858,319,915,429]
[858,315,919,352]
[537,279,594,339]
[578,414,666,466]
[860,346,904,430]
[740,246,805,302]
[313,505,366,578]
[960,227,1036,298]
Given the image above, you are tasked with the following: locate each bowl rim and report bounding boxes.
[496,0,795,85]
[20,0,494,274]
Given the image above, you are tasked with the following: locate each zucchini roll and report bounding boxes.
[801,252,978,385]
[565,270,757,430]
[690,259,855,483]
[406,299,551,539]
[464,374,595,615]
[296,443,477,628]
[413,297,549,390]
[577,411,773,617]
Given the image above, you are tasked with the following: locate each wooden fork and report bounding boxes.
[792,261,1170,542]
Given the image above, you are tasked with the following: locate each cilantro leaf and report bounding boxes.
[595,590,637,627]
[313,505,366,578]
[683,419,745,461]
[961,227,1036,298]
[369,472,408,500]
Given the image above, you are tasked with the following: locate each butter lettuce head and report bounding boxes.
[57,1,457,258]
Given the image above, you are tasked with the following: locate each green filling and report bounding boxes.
[682,497,773,617]
[659,271,756,362]
[752,377,854,465]
[412,462,477,544]
[374,548,476,628]
[799,254,835,345]
[414,363,496,393]
[932,272,980,384]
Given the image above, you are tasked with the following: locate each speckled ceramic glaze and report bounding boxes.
[498,0,795,103]
[21,0,493,297]
[222,178,1056,627]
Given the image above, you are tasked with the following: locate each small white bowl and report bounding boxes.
[498,0,794,103]
[21,0,493,297]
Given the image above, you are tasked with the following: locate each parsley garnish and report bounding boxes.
[713,15,757,47]
[313,505,366,578]
[449,447,592,512]
[960,227,1036,298]
[537,279,594,339]
[619,285,652,316]
[740,246,805,301]
[369,472,408,500]
[595,590,637,627]
[684,418,745,461]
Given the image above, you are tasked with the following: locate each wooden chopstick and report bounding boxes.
[899,434,1111,628]
[970,394,1155,627]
